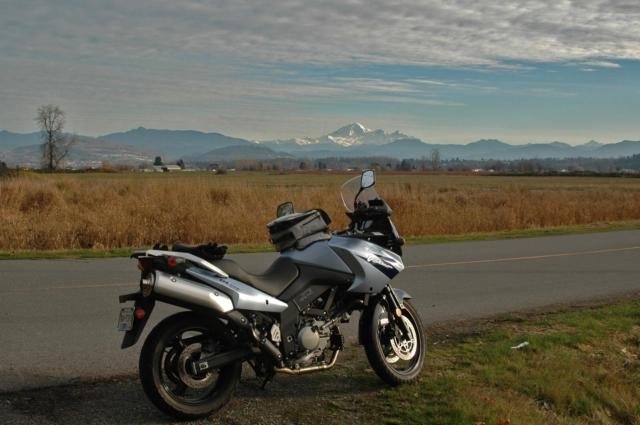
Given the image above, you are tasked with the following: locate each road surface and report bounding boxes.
[1,230,639,394]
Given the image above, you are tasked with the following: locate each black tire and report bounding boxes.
[139,312,242,420]
[362,299,425,386]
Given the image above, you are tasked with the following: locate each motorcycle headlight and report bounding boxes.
[140,273,155,297]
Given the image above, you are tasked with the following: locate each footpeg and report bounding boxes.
[330,332,344,350]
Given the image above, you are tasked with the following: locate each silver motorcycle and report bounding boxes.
[118,170,425,419]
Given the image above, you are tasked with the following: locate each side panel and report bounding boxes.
[329,236,405,293]
[278,264,352,302]
[281,240,352,275]
[185,267,288,313]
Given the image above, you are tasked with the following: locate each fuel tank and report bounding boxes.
[282,236,404,294]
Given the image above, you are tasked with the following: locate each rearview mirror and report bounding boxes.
[276,202,294,217]
[360,170,375,189]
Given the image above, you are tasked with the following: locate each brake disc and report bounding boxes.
[389,316,417,361]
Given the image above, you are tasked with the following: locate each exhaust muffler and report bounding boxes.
[153,270,234,313]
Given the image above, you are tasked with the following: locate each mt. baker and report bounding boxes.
[260,123,411,149]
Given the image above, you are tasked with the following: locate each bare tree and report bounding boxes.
[35,105,75,171]
[430,148,441,171]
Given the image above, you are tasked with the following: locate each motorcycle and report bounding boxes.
[118,169,425,419]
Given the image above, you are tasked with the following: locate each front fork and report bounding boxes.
[384,285,405,315]
[382,285,411,338]
[359,286,410,344]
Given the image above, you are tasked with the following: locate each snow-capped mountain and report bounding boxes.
[3,124,640,167]
[260,122,411,149]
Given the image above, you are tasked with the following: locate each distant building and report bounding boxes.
[153,164,183,172]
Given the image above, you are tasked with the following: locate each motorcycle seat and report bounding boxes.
[211,257,299,297]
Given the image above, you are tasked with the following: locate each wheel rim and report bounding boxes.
[157,326,225,405]
[375,304,422,374]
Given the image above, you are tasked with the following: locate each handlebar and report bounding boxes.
[339,197,404,255]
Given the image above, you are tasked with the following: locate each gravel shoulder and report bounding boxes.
[3,294,639,425]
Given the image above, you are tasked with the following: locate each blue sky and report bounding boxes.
[1,0,639,144]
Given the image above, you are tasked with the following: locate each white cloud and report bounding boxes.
[2,0,639,67]
[581,60,622,68]
[409,79,450,86]
[1,0,639,139]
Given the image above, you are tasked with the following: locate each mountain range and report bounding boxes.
[1,123,639,167]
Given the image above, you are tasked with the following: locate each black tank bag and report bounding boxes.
[267,210,331,252]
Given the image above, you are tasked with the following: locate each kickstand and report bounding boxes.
[260,372,275,390]
[247,359,275,390]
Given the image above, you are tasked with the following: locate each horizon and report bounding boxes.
[1,1,639,145]
[0,122,634,147]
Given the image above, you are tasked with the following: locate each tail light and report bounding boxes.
[166,255,186,268]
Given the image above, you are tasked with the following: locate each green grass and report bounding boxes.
[404,220,640,245]
[1,220,639,260]
[355,299,640,425]
[0,243,273,260]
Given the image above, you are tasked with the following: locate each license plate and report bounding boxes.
[118,307,134,332]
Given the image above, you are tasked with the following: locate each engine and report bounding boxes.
[298,319,331,349]
[292,317,341,367]
[264,289,346,369]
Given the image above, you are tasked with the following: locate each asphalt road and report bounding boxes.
[1,230,639,395]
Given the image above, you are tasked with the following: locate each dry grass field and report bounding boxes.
[2,171,640,251]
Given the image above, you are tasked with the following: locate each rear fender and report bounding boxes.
[120,293,155,349]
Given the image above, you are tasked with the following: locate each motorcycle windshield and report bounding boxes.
[340,175,380,212]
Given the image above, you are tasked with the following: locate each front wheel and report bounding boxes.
[139,312,242,420]
[362,298,425,385]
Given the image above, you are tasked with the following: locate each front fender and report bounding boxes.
[357,287,413,344]
[392,287,412,301]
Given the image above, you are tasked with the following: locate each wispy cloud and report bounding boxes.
[581,60,622,68]
[408,79,450,86]
[0,0,639,141]
[526,88,577,97]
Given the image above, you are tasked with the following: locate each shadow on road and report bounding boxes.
[1,351,382,425]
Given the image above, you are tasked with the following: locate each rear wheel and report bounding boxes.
[362,299,425,385]
[139,312,241,420]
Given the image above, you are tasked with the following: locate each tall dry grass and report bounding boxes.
[2,172,640,251]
